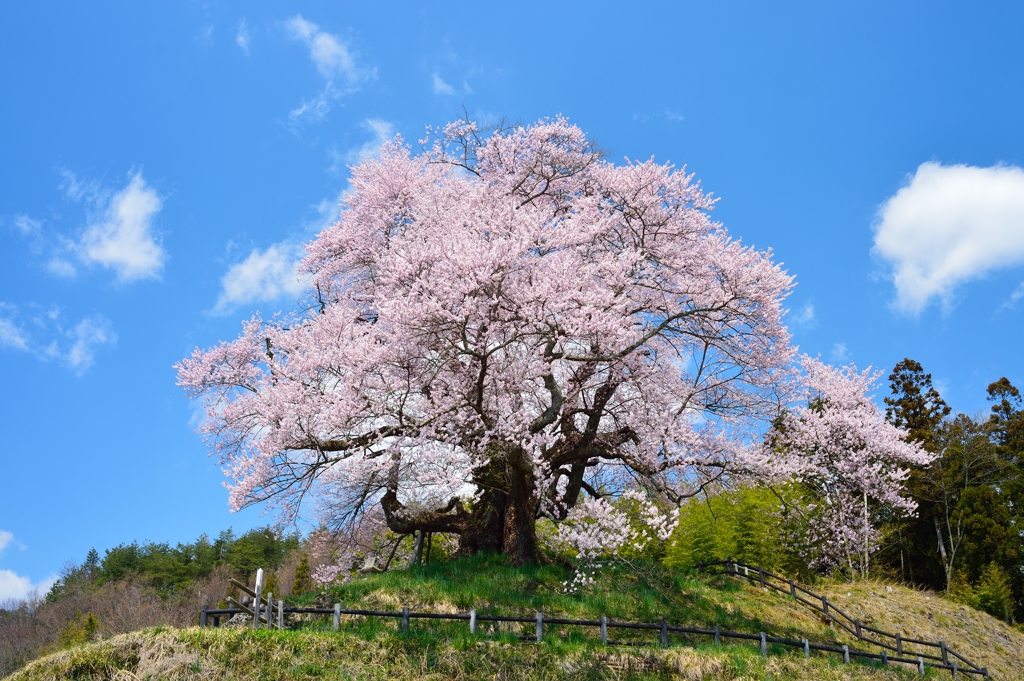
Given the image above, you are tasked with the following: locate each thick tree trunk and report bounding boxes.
[457,450,542,564]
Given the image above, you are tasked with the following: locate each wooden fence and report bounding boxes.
[199,563,990,679]
[698,559,988,679]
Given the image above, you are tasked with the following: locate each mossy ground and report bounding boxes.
[7,555,1022,680]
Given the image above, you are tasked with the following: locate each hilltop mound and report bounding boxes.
[7,556,1022,680]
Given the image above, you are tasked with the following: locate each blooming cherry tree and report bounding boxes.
[177,117,795,564]
[754,356,935,576]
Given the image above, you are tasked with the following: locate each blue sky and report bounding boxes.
[2,1,1023,600]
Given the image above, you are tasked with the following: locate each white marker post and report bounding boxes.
[252,569,264,630]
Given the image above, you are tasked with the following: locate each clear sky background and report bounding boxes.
[2,1,1023,600]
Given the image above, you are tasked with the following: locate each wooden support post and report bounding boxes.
[660,619,668,648]
[535,612,543,643]
[952,660,958,679]
[802,638,809,658]
[940,641,948,665]
[469,609,476,634]
[917,657,925,675]
[600,616,607,644]
[855,619,862,641]
[842,644,850,664]
[821,595,830,622]
[789,579,796,596]
[714,624,720,646]
[696,561,703,574]
[277,600,284,630]
[200,605,208,628]
[896,633,903,656]
[759,632,767,656]
[333,604,340,631]
[265,592,273,626]
[881,649,888,666]
[759,567,766,588]
[402,607,409,633]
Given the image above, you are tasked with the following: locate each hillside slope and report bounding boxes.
[7,556,1022,680]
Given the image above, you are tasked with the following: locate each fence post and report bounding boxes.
[535,612,543,643]
[855,619,862,641]
[600,616,608,644]
[896,632,903,656]
[789,579,796,596]
[881,649,888,666]
[469,609,476,634]
[821,595,830,622]
[802,638,809,658]
[759,567,766,588]
[952,660,958,679]
[277,600,284,630]
[660,619,668,648]
[759,632,767,656]
[402,607,410,633]
[842,644,850,663]
[940,641,948,665]
[265,592,272,626]
[333,604,340,631]
[917,657,925,675]
[714,624,720,646]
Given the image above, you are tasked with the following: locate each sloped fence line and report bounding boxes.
[198,571,988,679]
[697,559,988,679]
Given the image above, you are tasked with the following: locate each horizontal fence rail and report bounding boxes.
[696,559,988,679]
[199,597,988,678]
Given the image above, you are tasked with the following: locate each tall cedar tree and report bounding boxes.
[880,359,949,586]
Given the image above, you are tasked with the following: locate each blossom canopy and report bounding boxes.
[176,117,797,564]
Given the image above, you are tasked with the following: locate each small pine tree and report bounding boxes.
[292,553,312,596]
[976,563,1015,623]
[262,569,279,597]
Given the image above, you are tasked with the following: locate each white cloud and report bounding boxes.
[285,15,374,127]
[80,173,165,281]
[215,243,308,313]
[873,162,1024,314]
[46,257,76,278]
[286,15,359,81]
[0,306,115,373]
[830,343,850,362]
[432,73,455,95]
[347,118,395,164]
[66,316,117,373]
[236,19,251,55]
[0,317,28,351]
[0,569,57,604]
[0,530,13,552]
[794,302,816,328]
[12,215,41,235]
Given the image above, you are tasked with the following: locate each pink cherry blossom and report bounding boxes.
[176,117,796,564]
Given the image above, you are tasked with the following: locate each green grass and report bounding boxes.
[8,555,1018,680]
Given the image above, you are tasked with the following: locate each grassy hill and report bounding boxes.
[7,555,1023,680]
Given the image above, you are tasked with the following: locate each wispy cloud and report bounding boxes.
[214,243,308,314]
[79,173,165,282]
[347,118,395,163]
[285,15,374,127]
[12,215,41,235]
[873,162,1024,314]
[432,73,455,95]
[793,302,816,328]
[0,304,116,374]
[830,343,850,362]
[236,19,251,56]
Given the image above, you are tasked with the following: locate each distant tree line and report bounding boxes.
[664,359,1022,625]
[0,527,310,677]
